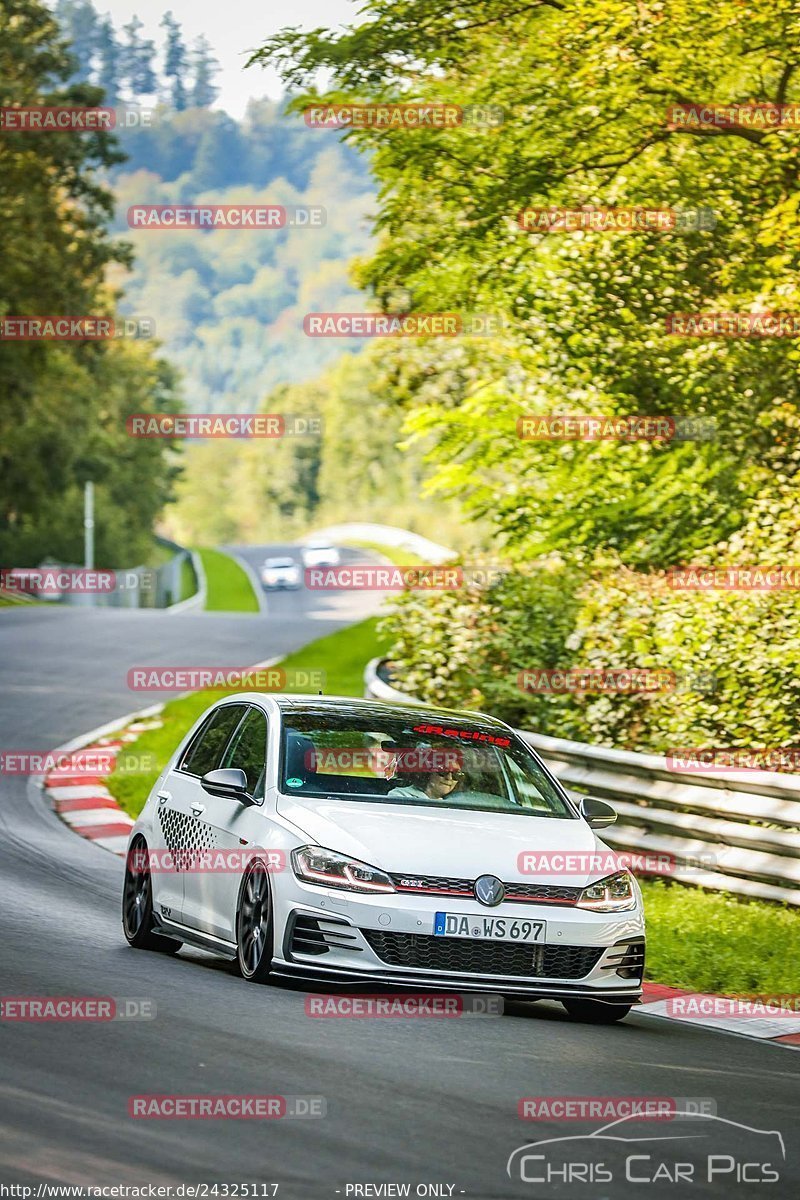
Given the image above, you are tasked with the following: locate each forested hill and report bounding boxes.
[53,1,375,414]
[111,104,374,414]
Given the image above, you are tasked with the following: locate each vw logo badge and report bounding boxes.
[474,874,505,907]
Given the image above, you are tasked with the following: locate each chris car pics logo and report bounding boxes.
[507,1112,785,1186]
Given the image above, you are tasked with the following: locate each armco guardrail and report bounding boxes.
[364,658,800,906]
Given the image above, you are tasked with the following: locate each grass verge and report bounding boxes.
[179,555,198,603]
[641,878,800,995]
[196,547,259,612]
[0,594,42,607]
[341,540,428,566]
[108,616,390,818]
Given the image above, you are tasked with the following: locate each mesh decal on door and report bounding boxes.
[158,806,220,872]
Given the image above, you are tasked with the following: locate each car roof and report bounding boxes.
[207,692,511,730]
[274,693,510,728]
[264,557,294,565]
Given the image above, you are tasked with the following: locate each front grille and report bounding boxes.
[390,873,580,906]
[362,930,603,979]
[504,882,582,905]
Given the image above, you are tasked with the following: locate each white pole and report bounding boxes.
[84,480,94,570]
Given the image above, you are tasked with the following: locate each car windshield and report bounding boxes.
[266,558,294,568]
[280,711,575,818]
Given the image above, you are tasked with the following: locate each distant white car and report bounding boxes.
[260,557,301,589]
[300,540,340,568]
[123,695,645,1023]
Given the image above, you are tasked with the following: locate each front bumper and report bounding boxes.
[272,882,645,1002]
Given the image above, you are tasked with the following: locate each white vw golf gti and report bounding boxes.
[123,696,645,1022]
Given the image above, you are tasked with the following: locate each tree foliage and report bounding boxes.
[0,0,182,566]
[253,0,800,748]
[112,112,374,416]
[54,0,218,109]
[253,0,800,567]
[164,347,464,547]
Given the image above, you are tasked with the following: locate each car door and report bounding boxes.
[152,702,248,933]
[181,704,271,943]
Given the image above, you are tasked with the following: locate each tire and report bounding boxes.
[562,999,633,1024]
[236,859,274,982]
[122,835,182,954]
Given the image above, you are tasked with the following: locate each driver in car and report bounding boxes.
[388,767,462,801]
[386,741,464,801]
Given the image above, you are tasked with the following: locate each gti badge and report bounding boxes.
[474,874,505,907]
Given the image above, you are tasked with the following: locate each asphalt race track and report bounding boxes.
[1,545,797,1200]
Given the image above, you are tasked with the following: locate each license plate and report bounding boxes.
[434,912,546,942]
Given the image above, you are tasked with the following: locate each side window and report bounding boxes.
[221,707,268,799]
[180,705,248,777]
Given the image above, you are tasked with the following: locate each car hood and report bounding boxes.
[275,795,613,886]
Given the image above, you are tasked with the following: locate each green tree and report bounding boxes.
[160,11,188,112]
[96,15,120,107]
[0,0,183,566]
[252,0,800,568]
[53,0,98,82]
[121,15,157,97]
[190,35,219,109]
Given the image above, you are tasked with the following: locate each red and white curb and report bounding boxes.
[639,981,800,1048]
[43,716,162,857]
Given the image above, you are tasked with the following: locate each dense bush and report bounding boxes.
[380,554,800,751]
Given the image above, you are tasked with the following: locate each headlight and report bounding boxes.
[291,846,396,893]
[576,870,636,912]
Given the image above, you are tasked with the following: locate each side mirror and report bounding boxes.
[580,796,617,829]
[201,768,252,803]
